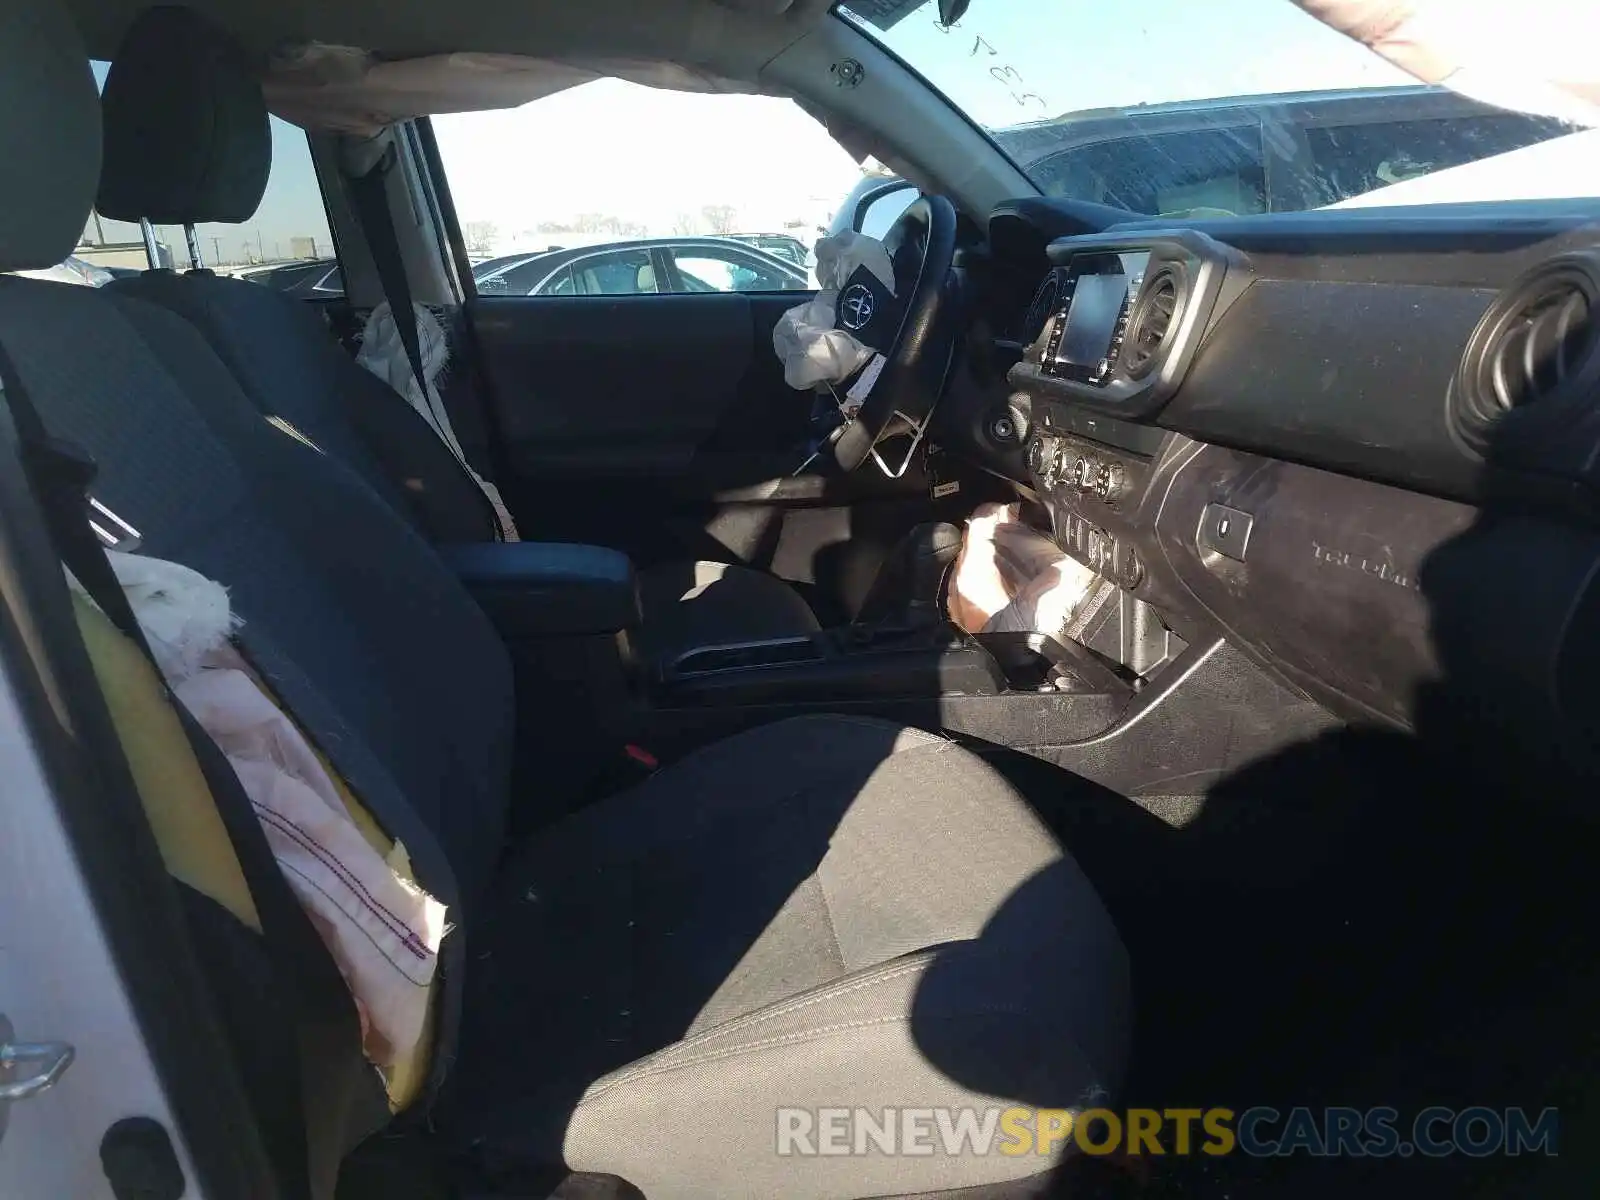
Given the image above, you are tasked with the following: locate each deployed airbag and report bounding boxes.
[772,230,895,392]
[1292,0,1600,125]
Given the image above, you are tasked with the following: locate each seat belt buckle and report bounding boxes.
[589,743,660,800]
[623,743,659,773]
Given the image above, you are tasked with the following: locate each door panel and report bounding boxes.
[468,290,946,620]
[473,292,762,479]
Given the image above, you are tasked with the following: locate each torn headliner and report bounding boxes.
[67,0,829,69]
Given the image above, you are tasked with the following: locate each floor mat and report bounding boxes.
[984,729,1598,1199]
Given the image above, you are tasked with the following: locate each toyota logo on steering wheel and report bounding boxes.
[839,283,875,331]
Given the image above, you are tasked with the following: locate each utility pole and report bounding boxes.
[212,237,222,264]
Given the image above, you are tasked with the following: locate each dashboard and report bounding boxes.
[951,196,1600,749]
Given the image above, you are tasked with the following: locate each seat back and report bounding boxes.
[97,4,497,544]
[0,0,514,1118]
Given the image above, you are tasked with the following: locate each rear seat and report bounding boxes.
[0,1,1133,1196]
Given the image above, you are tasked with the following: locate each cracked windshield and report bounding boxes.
[844,0,1585,215]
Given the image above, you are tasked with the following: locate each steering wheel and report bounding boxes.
[830,194,961,472]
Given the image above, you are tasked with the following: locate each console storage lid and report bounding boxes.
[438,542,640,638]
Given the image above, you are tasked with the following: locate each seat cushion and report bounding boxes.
[452,716,1130,1199]
[636,559,821,665]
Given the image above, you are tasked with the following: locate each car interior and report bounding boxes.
[0,0,1597,1197]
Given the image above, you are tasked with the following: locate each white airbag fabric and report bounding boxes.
[772,231,895,391]
[1291,0,1600,126]
[72,550,447,1069]
[356,301,519,540]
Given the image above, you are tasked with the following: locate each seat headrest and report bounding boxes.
[0,0,101,271]
[97,6,270,226]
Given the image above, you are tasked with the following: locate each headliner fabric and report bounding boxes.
[452,715,1131,1200]
[98,5,271,223]
[266,44,760,135]
[0,0,101,269]
[637,559,821,665]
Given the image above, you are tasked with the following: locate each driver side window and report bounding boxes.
[432,79,879,296]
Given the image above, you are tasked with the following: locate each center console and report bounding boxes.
[658,626,1005,707]
[1026,414,1163,593]
[644,617,1134,755]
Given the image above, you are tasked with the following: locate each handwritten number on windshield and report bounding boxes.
[933,15,1048,112]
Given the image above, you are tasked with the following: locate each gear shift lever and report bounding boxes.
[852,522,963,637]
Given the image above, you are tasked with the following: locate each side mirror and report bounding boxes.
[854,180,919,239]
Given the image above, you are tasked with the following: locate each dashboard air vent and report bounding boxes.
[1021,268,1063,346]
[1123,265,1184,379]
[1453,254,1600,453]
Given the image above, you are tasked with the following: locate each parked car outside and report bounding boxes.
[472,236,811,296]
[240,257,344,298]
[729,232,813,268]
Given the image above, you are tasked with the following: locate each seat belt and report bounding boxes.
[348,148,434,424]
[0,343,384,1200]
[348,147,507,540]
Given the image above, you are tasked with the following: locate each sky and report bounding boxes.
[83,0,1416,264]
[433,85,864,246]
[861,0,1412,128]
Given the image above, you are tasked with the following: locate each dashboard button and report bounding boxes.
[1086,528,1107,571]
[1118,545,1144,589]
[1200,503,1254,561]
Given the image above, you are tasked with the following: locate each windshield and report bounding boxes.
[841,1,1588,215]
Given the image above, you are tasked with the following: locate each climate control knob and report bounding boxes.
[1094,462,1126,503]
[1073,455,1096,491]
[1025,436,1048,480]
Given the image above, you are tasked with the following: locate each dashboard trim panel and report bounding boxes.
[1008,229,1248,419]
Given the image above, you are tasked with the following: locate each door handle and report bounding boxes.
[0,1013,75,1147]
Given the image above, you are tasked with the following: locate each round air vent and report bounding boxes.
[1021,268,1064,346]
[1123,265,1184,379]
[1452,254,1600,453]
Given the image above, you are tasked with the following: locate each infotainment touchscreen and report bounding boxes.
[1045,252,1150,384]
[1057,273,1130,368]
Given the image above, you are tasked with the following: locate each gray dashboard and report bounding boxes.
[987,197,1600,753]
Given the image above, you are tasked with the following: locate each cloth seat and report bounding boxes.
[455,715,1128,1198]
[94,5,821,664]
[0,2,1133,1196]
